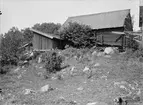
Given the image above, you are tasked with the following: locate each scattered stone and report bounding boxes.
[24,89,31,95]
[83,81,87,84]
[37,72,43,77]
[17,74,22,79]
[83,66,90,72]
[24,88,36,95]
[70,66,76,76]
[57,74,64,80]
[104,47,114,55]
[14,67,20,72]
[40,84,54,93]
[0,94,4,100]
[38,55,42,63]
[74,56,77,59]
[40,84,49,92]
[92,51,97,56]
[51,75,57,80]
[87,102,108,105]
[21,69,26,74]
[30,52,34,57]
[77,87,83,91]
[71,66,75,72]
[100,75,107,80]
[94,63,100,67]
[39,66,43,69]
[97,52,105,57]
[21,66,25,68]
[87,102,97,105]
[69,100,77,105]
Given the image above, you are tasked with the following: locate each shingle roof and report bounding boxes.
[30,28,60,39]
[62,9,130,30]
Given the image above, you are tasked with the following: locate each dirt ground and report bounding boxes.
[0,50,143,105]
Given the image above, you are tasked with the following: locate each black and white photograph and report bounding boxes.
[0,0,143,105]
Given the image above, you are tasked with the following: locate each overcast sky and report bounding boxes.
[0,0,141,34]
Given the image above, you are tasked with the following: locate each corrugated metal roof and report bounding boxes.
[30,29,60,39]
[62,9,130,30]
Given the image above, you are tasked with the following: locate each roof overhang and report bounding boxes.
[30,28,60,39]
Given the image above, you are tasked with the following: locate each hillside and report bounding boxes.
[0,48,143,105]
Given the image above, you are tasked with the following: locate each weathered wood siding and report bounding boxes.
[97,33,123,46]
[96,13,133,48]
[33,33,54,51]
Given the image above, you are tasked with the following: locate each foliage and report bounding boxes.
[22,28,34,43]
[43,51,63,74]
[60,22,96,48]
[122,48,143,61]
[0,65,14,74]
[62,47,90,59]
[32,22,61,34]
[0,27,24,67]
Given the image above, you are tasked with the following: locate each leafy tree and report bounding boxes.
[0,27,24,66]
[22,28,34,44]
[60,22,96,48]
[32,22,61,34]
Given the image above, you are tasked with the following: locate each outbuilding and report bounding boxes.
[62,9,133,49]
[30,29,63,51]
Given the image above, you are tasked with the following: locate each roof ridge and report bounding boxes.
[69,9,130,19]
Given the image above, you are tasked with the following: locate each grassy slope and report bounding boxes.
[0,51,143,105]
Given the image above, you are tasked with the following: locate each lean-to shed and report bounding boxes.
[30,29,62,51]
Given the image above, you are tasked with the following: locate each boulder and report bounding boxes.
[77,86,84,91]
[38,55,42,63]
[40,84,49,92]
[87,102,108,105]
[94,63,100,67]
[104,47,114,55]
[40,84,54,92]
[83,66,90,72]
[92,51,97,56]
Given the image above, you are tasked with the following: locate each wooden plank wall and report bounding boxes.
[97,33,123,46]
[33,33,54,51]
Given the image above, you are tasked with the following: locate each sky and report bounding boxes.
[0,0,141,34]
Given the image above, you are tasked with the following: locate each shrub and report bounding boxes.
[62,47,90,60]
[61,47,78,58]
[123,48,143,61]
[60,22,96,48]
[0,65,14,74]
[0,27,24,66]
[44,51,63,74]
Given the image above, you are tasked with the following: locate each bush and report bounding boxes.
[0,65,14,74]
[0,27,24,66]
[60,22,96,48]
[62,47,90,60]
[44,51,63,74]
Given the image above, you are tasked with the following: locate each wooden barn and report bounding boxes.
[30,29,63,51]
[62,9,133,49]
